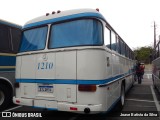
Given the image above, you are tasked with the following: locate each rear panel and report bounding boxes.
[16,51,77,103]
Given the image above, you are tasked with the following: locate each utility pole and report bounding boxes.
[154,21,156,48]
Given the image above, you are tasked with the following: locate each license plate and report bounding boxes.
[38,84,53,93]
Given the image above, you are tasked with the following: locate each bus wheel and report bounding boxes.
[118,84,125,110]
[0,84,12,110]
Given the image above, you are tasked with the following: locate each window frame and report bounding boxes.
[104,26,111,49]
[111,31,117,51]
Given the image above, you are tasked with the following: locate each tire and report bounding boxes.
[117,84,125,110]
[111,84,125,114]
[0,84,12,111]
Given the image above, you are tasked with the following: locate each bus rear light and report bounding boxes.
[57,10,61,13]
[96,8,99,12]
[70,107,77,111]
[78,85,97,92]
[52,11,56,14]
[16,100,20,103]
[15,82,19,88]
[46,13,49,16]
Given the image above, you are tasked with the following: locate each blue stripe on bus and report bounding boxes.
[32,106,58,111]
[0,56,16,66]
[23,12,106,29]
[16,73,133,85]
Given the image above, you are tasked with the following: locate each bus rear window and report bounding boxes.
[20,26,48,52]
[49,19,103,48]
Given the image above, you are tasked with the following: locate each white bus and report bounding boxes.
[152,41,160,93]
[13,9,135,114]
[0,19,21,110]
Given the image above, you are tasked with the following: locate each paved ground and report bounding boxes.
[106,72,160,120]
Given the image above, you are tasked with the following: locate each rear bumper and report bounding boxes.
[13,97,102,114]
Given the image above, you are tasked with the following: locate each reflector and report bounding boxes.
[70,107,78,111]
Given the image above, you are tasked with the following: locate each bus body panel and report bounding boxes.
[77,49,107,80]
[13,9,135,113]
[21,55,36,79]
[152,57,160,92]
[16,51,77,103]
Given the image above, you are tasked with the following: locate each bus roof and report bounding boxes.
[0,19,22,29]
[23,9,106,29]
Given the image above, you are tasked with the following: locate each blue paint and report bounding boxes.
[23,12,106,29]
[0,55,16,66]
[32,106,58,111]
[16,73,133,85]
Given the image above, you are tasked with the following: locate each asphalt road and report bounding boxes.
[1,71,160,120]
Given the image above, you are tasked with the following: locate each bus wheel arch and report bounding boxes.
[0,79,13,110]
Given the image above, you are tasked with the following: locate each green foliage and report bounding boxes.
[133,46,153,64]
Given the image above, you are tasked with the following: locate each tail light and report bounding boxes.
[70,107,77,111]
[78,84,97,92]
[16,100,20,103]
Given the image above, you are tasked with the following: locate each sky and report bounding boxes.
[0,0,160,50]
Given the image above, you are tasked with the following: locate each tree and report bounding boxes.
[133,46,153,64]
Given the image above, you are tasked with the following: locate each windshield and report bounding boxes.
[20,26,48,52]
[49,19,103,48]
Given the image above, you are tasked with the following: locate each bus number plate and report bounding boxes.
[38,84,53,93]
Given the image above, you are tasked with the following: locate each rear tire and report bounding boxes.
[117,84,125,110]
[0,84,12,111]
[110,84,125,115]
[120,85,125,106]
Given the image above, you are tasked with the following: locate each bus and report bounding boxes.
[0,19,21,110]
[152,41,160,93]
[13,9,135,114]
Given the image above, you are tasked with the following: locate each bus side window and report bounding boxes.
[0,24,10,53]
[159,43,160,57]
[111,31,116,51]
[120,40,125,56]
[104,26,111,49]
[117,37,121,54]
[125,45,129,58]
[129,49,131,59]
